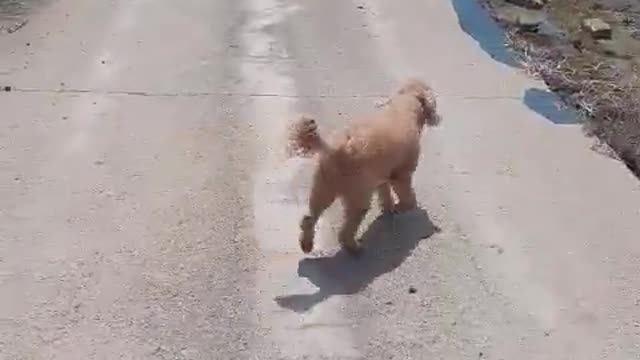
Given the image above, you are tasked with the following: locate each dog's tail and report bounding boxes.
[286,114,327,157]
[420,83,441,127]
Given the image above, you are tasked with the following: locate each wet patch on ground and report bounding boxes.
[475,0,640,178]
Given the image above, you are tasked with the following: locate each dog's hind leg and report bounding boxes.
[338,187,373,255]
[299,169,336,254]
[391,174,417,212]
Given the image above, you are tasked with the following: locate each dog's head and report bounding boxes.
[395,78,440,127]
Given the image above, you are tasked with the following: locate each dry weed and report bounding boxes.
[504,28,640,174]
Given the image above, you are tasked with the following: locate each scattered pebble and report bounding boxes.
[6,19,28,34]
[489,244,505,254]
[408,286,417,294]
[506,0,547,9]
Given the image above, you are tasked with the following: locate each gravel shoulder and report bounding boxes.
[480,0,640,175]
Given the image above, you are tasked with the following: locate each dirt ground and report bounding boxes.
[482,0,640,176]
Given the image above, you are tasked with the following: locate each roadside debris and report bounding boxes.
[482,0,640,178]
[506,0,547,10]
[0,19,28,34]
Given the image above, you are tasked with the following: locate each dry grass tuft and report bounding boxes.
[504,28,640,174]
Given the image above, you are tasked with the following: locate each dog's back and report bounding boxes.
[324,109,422,181]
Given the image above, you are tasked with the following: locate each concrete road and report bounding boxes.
[2,0,640,359]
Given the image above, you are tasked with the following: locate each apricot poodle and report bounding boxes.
[288,78,440,255]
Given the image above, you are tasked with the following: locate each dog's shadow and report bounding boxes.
[274,208,440,313]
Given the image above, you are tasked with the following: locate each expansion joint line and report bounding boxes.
[4,87,521,100]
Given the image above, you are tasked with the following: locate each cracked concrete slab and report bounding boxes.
[1,0,640,359]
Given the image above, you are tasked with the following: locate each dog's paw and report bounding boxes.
[299,231,314,254]
[299,237,314,254]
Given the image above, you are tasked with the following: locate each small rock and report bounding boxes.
[384,300,393,305]
[489,244,505,254]
[26,42,31,47]
[356,5,365,10]
[582,18,612,40]
[408,286,417,294]
[3,86,12,92]
[516,14,545,32]
[495,7,546,32]
[94,159,105,166]
[507,0,547,10]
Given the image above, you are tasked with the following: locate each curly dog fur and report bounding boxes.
[288,78,440,255]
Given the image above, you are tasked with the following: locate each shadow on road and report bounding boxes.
[274,208,440,313]
[524,88,580,125]
[450,0,517,67]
